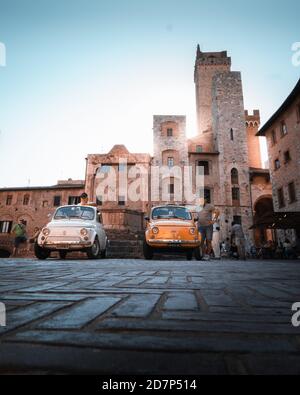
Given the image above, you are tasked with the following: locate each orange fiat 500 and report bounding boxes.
[143,205,202,260]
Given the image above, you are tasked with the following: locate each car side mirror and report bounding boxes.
[144,216,150,221]
[194,217,198,222]
[47,213,52,218]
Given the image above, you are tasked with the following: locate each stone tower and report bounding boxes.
[153,115,188,204]
[194,45,231,135]
[245,110,262,169]
[194,45,254,240]
[212,71,253,240]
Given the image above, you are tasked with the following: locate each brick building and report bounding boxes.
[257,78,300,243]
[0,45,273,255]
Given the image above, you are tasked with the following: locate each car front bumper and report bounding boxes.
[40,240,93,250]
[147,239,200,248]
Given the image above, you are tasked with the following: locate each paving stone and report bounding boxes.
[95,317,298,335]
[163,292,198,311]
[0,302,70,334]
[0,343,227,374]
[7,329,297,353]
[110,294,161,318]
[37,297,121,329]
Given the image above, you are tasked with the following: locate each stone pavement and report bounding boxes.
[0,258,300,375]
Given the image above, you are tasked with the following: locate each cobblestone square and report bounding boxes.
[0,258,300,375]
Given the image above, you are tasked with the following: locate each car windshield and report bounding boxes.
[54,206,95,221]
[152,207,192,220]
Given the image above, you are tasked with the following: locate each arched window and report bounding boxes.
[231,168,239,185]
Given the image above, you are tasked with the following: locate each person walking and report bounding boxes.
[197,197,220,261]
[231,221,246,260]
[11,219,28,257]
[212,220,221,260]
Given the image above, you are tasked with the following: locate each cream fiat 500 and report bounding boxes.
[35,205,108,260]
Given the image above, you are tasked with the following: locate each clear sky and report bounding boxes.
[0,0,299,187]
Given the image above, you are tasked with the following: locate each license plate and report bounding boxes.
[56,244,70,250]
[169,242,181,247]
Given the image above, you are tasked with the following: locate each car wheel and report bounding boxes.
[34,243,50,260]
[143,240,153,260]
[194,247,202,261]
[59,251,67,260]
[186,250,193,261]
[86,237,101,259]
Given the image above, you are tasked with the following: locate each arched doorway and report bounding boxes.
[253,196,275,246]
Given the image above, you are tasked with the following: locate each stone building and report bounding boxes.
[257,78,300,243]
[0,45,273,255]
[0,180,85,255]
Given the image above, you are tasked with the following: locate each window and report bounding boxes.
[230,128,234,141]
[68,196,81,205]
[23,194,30,206]
[278,187,285,208]
[198,161,209,176]
[297,104,300,123]
[0,221,12,233]
[274,159,281,170]
[231,168,239,185]
[204,189,211,204]
[271,129,277,145]
[167,128,173,137]
[99,165,111,173]
[53,196,61,207]
[118,163,126,172]
[233,216,242,225]
[6,195,12,206]
[118,196,126,206]
[280,121,287,137]
[284,150,291,163]
[232,188,240,205]
[168,182,175,195]
[288,182,297,203]
[196,145,203,153]
[167,157,174,168]
[96,196,103,206]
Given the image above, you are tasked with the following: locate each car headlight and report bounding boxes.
[42,228,50,236]
[80,228,89,237]
[189,228,196,235]
[152,227,159,235]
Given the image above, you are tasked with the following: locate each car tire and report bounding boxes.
[186,250,193,261]
[59,251,67,260]
[194,247,202,261]
[86,237,101,259]
[34,243,50,260]
[143,240,153,260]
